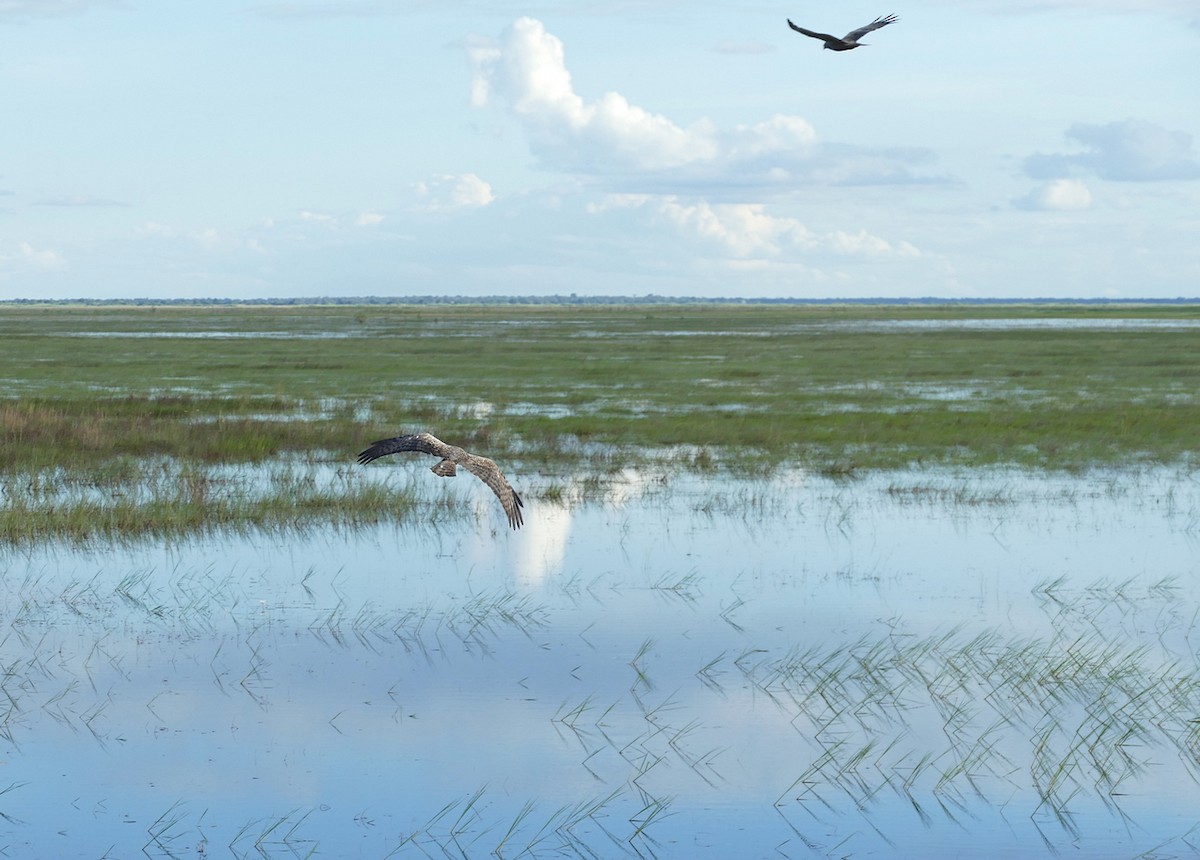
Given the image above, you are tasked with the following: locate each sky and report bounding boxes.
[1,1,1198,301]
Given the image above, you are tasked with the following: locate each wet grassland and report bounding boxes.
[1,302,1199,857]
[1,302,1198,542]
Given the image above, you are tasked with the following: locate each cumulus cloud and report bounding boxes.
[0,242,67,272]
[1015,178,1094,211]
[1025,119,1200,182]
[282,209,386,229]
[412,173,495,212]
[466,17,933,278]
[298,209,335,224]
[471,18,718,172]
[21,241,68,270]
[469,17,938,193]
[657,199,807,257]
[592,194,921,259]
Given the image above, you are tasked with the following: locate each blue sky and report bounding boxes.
[2,1,1198,300]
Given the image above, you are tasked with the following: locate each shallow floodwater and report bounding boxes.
[1,469,1198,858]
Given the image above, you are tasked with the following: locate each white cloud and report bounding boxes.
[470,18,941,194]
[412,173,495,212]
[135,221,174,237]
[724,115,818,161]
[468,16,936,196]
[299,209,335,223]
[465,36,501,109]
[285,209,388,229]
[193,227,222,249]
[659,199,803,256]
[134,221,265,252]
[471,18,717,172]
[0,241,67,273]
[595,194,920,260]
[1025,119,1200,182]
[1015,178,1094,211]
[22,241,67,270]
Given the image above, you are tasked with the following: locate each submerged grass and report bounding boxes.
[0,464,429,545]
[753,622,1200,840]
[2,302,1198,539]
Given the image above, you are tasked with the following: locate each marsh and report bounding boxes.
[1,466,1198,857]
[1,303,1198,857]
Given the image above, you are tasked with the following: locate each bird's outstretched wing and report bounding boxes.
[844,14,897,42]
[458,456,525,530]
[356,432,448,465]
[356,431,525,529]
[787,19,837,43]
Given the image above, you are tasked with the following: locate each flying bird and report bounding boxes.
[357,432,525,530]
[787,14,898,51]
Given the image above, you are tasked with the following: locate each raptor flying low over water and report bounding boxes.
[357,432,525,530]
[787,14,898,51]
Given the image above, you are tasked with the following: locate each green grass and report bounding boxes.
[0,465,428,544]
[2,302,1198,539]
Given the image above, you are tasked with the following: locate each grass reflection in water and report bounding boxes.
[1,469,1197,857]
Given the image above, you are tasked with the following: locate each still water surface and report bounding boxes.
[1,468,1198,858]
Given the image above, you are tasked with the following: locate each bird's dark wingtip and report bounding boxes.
[510,490,525,529]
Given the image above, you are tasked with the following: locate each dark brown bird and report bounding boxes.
[357,432,524,529]
[787,14,897,51]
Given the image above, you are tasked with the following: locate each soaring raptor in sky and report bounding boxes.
[787,14,898,51]
[357,432,525,530]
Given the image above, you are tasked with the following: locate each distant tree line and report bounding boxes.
[3,295,1198,307]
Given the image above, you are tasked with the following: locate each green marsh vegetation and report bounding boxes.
[0,303,1195,855]
[2,302,1197,540]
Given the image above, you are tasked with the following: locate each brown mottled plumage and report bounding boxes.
[787,14,897,51]
[357,432,524,530]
